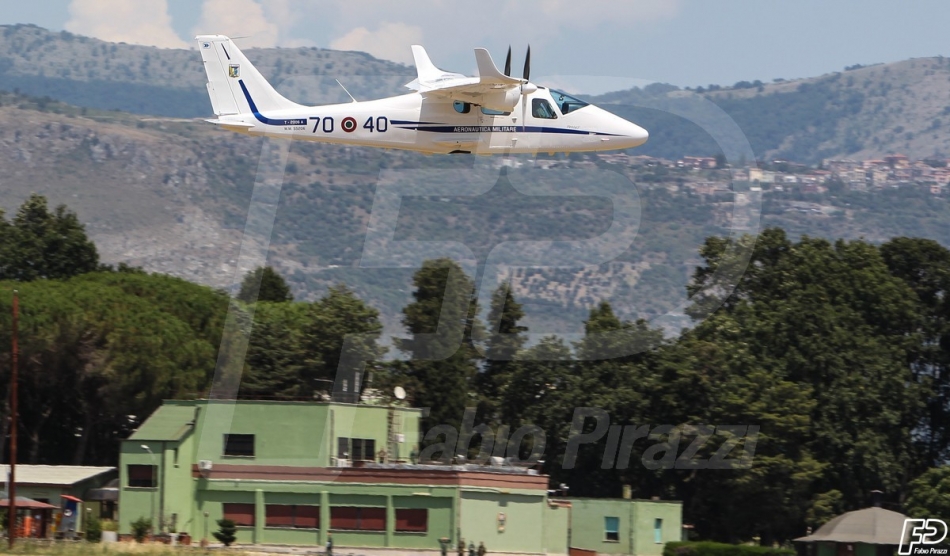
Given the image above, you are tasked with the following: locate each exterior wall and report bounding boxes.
[567,499,683,556]
[164,430,197,534]
[195,479,457,549]
[190,400,421,466]
[569,499,633,554]
[459,490,546,554]
[630,501,682,556]
[543,504,569,555]
[119,438,192,534]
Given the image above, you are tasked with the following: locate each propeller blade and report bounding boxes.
[522,45,531,81]
[504,46,512,77]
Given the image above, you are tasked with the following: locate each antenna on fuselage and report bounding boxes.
[335,79,358,103]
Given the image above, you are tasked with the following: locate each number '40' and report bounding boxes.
[363,117,389,132]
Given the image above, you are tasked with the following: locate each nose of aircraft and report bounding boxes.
[620,119,649,148]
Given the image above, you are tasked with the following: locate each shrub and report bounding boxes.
[663,541,795,556]
[85,513,102,543]
[131,517,152,542]
[213,518,237,547]
[101,519,118,532]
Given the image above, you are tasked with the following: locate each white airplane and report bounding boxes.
[196,35,648,155]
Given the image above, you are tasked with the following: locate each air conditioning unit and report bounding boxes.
[335,458,351,468]
[198,460,213,472]
[395,433,405,443]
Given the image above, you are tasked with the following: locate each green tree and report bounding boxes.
[904,467,950,519]
[237,266,293,303]
[476,282,527,422]
[399,259,482,433]
[300,285,385,399]
[676,228,927,542]
[0,194,99,281]
[880,237,950,467]
[241,302,308,398]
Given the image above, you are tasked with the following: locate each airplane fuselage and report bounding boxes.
[218,84,647,155]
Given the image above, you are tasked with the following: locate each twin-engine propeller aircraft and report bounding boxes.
[196,35,648,155]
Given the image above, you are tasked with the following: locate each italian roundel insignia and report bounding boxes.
[341,117,357,132]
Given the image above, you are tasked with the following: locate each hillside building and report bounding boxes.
[118,399,682,555]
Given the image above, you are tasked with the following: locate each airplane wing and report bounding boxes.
[406,46,524,109]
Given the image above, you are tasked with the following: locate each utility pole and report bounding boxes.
[9,291,18,548]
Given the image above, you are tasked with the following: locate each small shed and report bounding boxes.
[795,506,909,556]
[0,496,58,538]
[0,464,117,533]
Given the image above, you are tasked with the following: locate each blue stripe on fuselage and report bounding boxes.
[392,123,619,136]
[238,80,307,126]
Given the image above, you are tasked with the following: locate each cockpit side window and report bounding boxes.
[532,98,557,119]
[550,89,589,114]
[454,100,471,114]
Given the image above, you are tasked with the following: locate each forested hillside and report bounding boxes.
[5,25,950,163]
[0,24,411,117]
[595,57,950,163]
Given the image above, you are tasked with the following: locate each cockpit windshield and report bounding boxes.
[549,89,589,115]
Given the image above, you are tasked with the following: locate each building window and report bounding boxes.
[395,508,427,532]
[605,516,620,542]
[223,503,255,527]
[330,507,386,531]
[127,464,156,488]
[654,518,663,543]
[224,434,254,457]
[337,437,377,461]
[266,505,319,529]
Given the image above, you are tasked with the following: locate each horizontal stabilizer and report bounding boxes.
[205,119,255,128]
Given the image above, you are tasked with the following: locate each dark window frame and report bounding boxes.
[127,464,157,488]
[223,433,255,457]
[223,503,256,527]
[395,508,428,533]
[265,504,320,529]
[337,437,378,461]
[605,515,620,542]
[330,506,386,531]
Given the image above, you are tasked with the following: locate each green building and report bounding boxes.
[566,498,683,556]
[118,399,682,555]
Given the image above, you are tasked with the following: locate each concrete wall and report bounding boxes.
[630,501,682,556]
[459,490,547,554]
[543,504,570,555]
[189,400,421,466]
[568,499,682,556]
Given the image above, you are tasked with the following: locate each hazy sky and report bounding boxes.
[2,0,949,94]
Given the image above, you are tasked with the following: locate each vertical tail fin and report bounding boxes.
[195,35,304,116]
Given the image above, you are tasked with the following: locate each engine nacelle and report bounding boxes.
[476,88,522,112]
